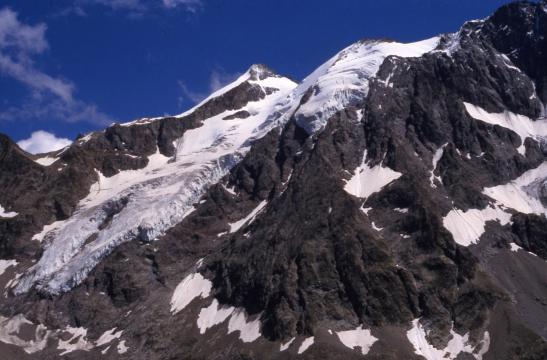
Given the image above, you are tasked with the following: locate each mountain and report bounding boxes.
[0,1,546,359]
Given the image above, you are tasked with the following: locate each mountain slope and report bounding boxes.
[0,2,546,359]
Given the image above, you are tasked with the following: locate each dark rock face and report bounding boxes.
[511,213,547,260]
[0,2,546,360]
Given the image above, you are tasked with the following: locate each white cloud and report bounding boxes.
[0,7,114,126]
[162,0,202,12]
[178,68,241,105]
[71,0,203,14]
[209,69,240,92]
[17,131,72,154]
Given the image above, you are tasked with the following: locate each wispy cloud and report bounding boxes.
[178,68,242,106]
[67,0,203,16]
[162,0,203,12]
[17,130,72,154]
[0,7,114,126]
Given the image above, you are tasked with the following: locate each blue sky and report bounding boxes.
[0,0,515,152]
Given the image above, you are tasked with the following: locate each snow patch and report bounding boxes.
[35,156,59,166]
[336,325,378,355]
[95,328,123,347]
[58,326,93,355]
[510,243,523,252]
[344,152,402,199]
[196,299,234,334]
[0,314,51,354]
[406,319,490,360]
[228,200,267,233]
[0,259,17,276]
[227,309,261,343]
[464,103,547,155]
[443,206,511,246]
[483,162,547,216]
[371,222,383,231]
[0,204,17,218]
[117,340,129,354]
[280,337,295,351]
[171,272,212,314]
[298,336,315,354]
[429,143,448,188]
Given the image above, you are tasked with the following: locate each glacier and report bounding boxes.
[15,67,297,295]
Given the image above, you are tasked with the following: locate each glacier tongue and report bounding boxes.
[16,70,297,295]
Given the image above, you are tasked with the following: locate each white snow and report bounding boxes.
[292,37,440,133]
[0,259,17,276]
[406,319,490,360]
[483,162,547,216]
[280,337,295,351]
[0,314,52,354]
[15,69,296,295]
[443,205,511,246]
[95,328,123,347]
[170,272,212,314]
[394,207,409,213]
[298,336,315,354]
[117,340,129,354]
[429,143,448,188]
[344,151,402,199]
[0,204,17,218]
[227,309,261,343]
[464,102,547,155]
[228,200,268,233]
[57,326,123,355]
[336,325,378,355]
[34,156,58,166]
[510,243,523,252]
[196,299,234,334]
[57,326,93,355]
[222,184,236,196]
[371,222,383,231]
[196,298,262,343]
[31,220,65,242]
[444,161,547,246]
